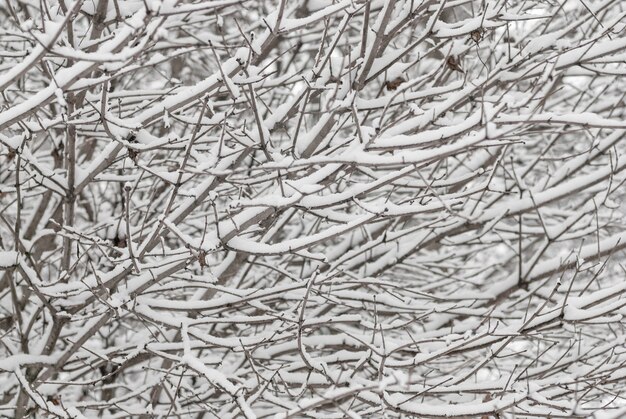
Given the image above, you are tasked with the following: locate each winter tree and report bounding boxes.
[2,0,626,417]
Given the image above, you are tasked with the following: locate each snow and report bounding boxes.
[278,0,352,32]
[384,391,526,416]
[371,110,483,149]
[0,8,148,130]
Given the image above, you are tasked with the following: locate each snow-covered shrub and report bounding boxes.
[1,0,626,417]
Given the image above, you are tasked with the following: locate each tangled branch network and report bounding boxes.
[2,0,626,417]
